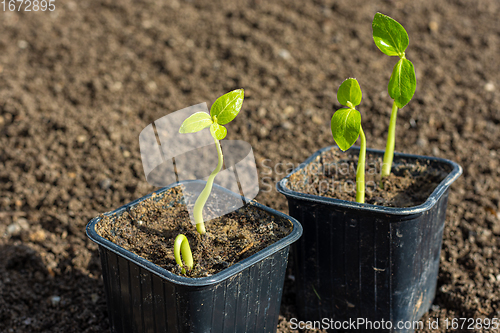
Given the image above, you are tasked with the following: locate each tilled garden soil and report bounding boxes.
[0,0,499,332]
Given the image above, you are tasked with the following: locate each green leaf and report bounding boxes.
[372,13,409,57]
[179,112,213,133]
[331,108,361,151]
[210,89,244,125]
[388,58,416,108]
[210,122,227,140]
[337,78,362,107]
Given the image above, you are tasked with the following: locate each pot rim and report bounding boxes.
[86,180,302,287]
[276,145,463,216]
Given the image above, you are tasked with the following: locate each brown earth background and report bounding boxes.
[1,0,500,332]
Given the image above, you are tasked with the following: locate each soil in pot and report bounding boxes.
[96,184,292,278]
[287,147,450,207]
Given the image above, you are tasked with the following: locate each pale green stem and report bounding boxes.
[356,126,366,204]
[381,101,399,183]
[174,234,193,275]
[193,137,223,235]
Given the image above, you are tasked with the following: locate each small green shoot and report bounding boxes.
[311,284,322,301]
[331,78,367,203]
[174,234,193,275]
[372,13,417,181]
[179,89,244,235]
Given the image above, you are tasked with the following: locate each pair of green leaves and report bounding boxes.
[179,89,244,140]
[331,79,362,151]
[372,13,416,108]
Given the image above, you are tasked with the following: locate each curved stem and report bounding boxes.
[193,137,224,235]
[381,101,399,183]
[174,234,193,275]
[356,126,366,204]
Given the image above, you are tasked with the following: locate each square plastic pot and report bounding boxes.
[276,146,462,332]
[86,180,302,333]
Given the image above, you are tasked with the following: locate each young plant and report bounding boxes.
[372,13,416,180]
[179,89,244,235]
[174,234,193,275]
[331,78,367,203]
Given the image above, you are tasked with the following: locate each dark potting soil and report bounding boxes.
[1,0,500,332]
[96,185,292,278]
[287,147,448,207]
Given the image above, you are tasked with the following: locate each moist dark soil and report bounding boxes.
[96,185,292,278]
[1,0,500,332]
[287,146,448,207]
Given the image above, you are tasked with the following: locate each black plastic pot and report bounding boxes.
[277,146,462,332]
[86,180,302,333]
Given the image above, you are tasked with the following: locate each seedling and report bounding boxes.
[331,78,366,203]
[179,89,244,235]
[372,13,417,181]
[174,234,193,275]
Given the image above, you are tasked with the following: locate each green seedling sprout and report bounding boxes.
[174,234,193,275]
[372,13,417,181]
[179,89,244,235]
[331,78,366,203]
